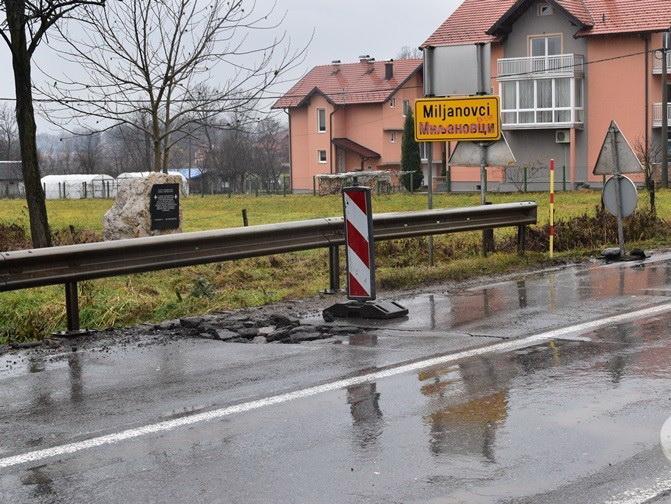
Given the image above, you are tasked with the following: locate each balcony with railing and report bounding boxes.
[653,51,671,74]
[500,77,584,130]
[653,103,671,127]
[497,54,584,81]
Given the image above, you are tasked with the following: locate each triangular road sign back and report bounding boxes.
[593,121,643,175]
[449,134,516,167]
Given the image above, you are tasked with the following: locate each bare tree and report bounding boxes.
[634,135,663,213]
[0,103,18,160]
[104,114,153,174]
[504,164,545,192]
[73,131,103,174]
[396,46,422,60]
[43,0,308,174]
[252,116,286,190]
[1,0,105,247]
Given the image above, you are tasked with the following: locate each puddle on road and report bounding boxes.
[334,325,671,503]
[354,258,671,341]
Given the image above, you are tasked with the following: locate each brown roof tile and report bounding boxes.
[272,59,422,109]
[577,0,671,36]
[423,0,671,47]
[422,0,511,47]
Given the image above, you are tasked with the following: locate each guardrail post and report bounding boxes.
[326,245,340,293]
[517,225,527,256]
[65,282,80,332]
[523,167,528,193]
[482,201,495,256]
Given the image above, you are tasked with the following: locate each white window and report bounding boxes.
[537,2,553,16]
[390,132,397,143]
[403,99,411,115]
[530,35,561,57]
[419,143,429,160]
[317,150,327,163]
[389,97,396,108]
[500,78,583,126]
[317,108,326,133]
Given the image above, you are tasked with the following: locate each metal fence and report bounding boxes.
[0,202,537,332]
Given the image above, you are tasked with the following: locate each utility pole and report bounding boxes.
[662,30,669,188]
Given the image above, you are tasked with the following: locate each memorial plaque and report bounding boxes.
[150,183,180,230]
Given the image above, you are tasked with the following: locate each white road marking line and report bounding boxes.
[604,475,671,504]
[2,302,671,470]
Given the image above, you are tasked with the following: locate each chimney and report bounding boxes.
[385,60,394,80]
[331,60,341,74]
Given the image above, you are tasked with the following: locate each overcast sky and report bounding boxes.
[0,0,462,131]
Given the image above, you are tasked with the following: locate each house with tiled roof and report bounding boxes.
[423,0,671,190]
[272,58,439,190]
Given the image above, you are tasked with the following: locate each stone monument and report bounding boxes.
[103,172,184,241]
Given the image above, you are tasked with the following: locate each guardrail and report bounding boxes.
[0,202,537,332]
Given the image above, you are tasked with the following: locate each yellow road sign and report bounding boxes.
[414,96,501,142]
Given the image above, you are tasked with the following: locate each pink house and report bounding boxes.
[423,0,671,190]
[273,58,439,191]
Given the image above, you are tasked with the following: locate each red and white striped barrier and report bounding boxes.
[343,187,376,301]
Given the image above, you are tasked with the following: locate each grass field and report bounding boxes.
[0,189,667,342]
[0,189,648,231]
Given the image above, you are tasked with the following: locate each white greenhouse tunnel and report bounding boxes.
[41,174,116,200]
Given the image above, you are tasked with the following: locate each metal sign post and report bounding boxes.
[426,143,434,266]
[593,121,644,257]
[479,143,487,206]
[609,125,626,255]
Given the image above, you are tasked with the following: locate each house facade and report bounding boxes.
[423,0,671,190]
[0,161,24,198]
[273,58,441,191]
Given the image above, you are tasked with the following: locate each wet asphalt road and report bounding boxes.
[5,256,671,502]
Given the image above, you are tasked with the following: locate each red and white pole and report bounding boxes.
[342,186,376,301]
[323,185,407,320]
[549,159,555,258]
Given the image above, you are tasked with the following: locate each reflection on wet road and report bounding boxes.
[4,255,671,502]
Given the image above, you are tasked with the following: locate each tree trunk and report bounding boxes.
[144,129,152,171]
[151,110,162,172]
[7,0,52,248]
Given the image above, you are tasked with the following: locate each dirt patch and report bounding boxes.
[0,224,29,251]
[0,224,101,251]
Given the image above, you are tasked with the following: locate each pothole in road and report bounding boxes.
[156,313,364,345]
